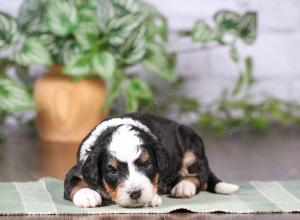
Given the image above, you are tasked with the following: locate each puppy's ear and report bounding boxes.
[153,143,170,173]
[81,154,100,189]
[81,151,111,199]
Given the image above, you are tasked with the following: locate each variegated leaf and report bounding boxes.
[15,37,53,66]
[127,77,153,100]
[96,0,116,33]
[125,88,139,112]
[59,40,81,65]
[74,20,100,50]
[92,52,116,80]
[238,12,257,44]
[191,20,219,43]
[119,26,146,65]
[142,43,176,82]
[46,0,78,36]
[214,10,241,33]
[0,76,35,112]
[0,12,20,48]
[39,34,60,56]
[107,12,146,46]
[17,0,49,34]
[63,54,90,78]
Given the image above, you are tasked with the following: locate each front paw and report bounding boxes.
[170,180,196,198]
[73,188,102,208]
[145,194,162,207]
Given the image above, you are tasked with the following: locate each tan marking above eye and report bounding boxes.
[108,159,118,169]
[138,149,150,163]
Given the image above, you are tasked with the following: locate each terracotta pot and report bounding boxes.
[34,66,108,143]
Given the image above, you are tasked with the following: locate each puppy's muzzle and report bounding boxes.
[128,189,142,200]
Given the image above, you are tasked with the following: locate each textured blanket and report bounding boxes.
[0,178,299,215]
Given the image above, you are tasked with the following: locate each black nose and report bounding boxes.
[129,189,141,200]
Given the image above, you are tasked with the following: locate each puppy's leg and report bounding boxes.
[145,194,162,207]
[64,165,102,208]
[170,177,199,198]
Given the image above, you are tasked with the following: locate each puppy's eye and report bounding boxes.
[141,160,151,168]
[107,166,117,175]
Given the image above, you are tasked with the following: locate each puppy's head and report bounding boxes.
[83,124,159,207]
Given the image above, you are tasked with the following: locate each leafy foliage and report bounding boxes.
[179,10,300,134]
[0,12,20,48]
[0,73,34,141]
[15,0,175,112]
[1,3,299,139]
[0,76,35,112]
[0,12,35,141]
[15,37,53,66]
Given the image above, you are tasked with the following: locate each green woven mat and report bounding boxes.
[0,178,299,215]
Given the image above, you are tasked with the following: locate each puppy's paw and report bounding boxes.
[145,194,162,207]
[170,180,196,198]
[73,188,102,208]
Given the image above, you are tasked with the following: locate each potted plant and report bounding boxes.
[0,11,35,143]
[13,0,175,143]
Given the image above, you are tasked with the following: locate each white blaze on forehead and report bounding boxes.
[79,117,155,161]
[109,125,143,162]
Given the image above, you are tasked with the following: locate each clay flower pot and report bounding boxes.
[34,66,108,143]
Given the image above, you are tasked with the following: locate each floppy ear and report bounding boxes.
[153,143,170,174]
[81,154,100,189]
[81,151,111,199]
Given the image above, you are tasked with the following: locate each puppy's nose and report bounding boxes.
[129,189,141,200]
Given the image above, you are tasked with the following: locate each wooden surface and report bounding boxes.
[0,127,300,219]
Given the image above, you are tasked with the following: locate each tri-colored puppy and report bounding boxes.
[64,113,239,208]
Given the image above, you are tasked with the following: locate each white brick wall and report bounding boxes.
[1,0,300,103]
[146,0,300,102]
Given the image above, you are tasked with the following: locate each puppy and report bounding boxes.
[64,113,239,208]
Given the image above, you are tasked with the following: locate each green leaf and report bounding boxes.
[177,96,200,113]
[238,12,257,44]
[191,20,219,43]
[15,37,53,66]
[125,89,139,112]
[63,54,90,78]
[74,20,100,50]
[119,26,146,65]
[0,76,35,112]
[199,114,225,134]
[75,4,100,50]
[0,12,20,48]
[232,73,244,96]
[59,40,81,65]
[249,117,269,131]
[245,56,254,85]
[103,70,122,107]
[39,34,60,56]
[230,45,239,63]
[92,52,116,80]
[17,0,49,34]
[153,15,168,42]
[127,77,153,100]
[124,76,154,112]
[214,10,241,33]
[46,0,78,36]
[142,43,176,82]
[96,0,116,33]
[107,12,146,46]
